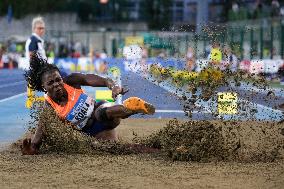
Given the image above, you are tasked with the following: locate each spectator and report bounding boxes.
[253,1,264,19]
[99,60,108,74]
[223,45,238,72]
[25,17,69,77]
[185,47,196,71]
[74,41,82,55]
[100,48,107,59]
[25,16,46,62]
[1,47,10,69]
[71,49,81,58]
[0,46,3,69]
[58,44,69,58]
[271,0,280,17]
[232,1,239,13]
[208,41,222,68]
[229,0,240,20]
[280,6,284,17]
[95,60,108,74]
[8,42,17,53]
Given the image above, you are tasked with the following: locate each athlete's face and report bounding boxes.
[34,22,45,37]
[42,70,65,98]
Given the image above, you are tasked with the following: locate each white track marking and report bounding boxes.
[0,92,26,103]
[156,109,209,114]
[0,81,25,89]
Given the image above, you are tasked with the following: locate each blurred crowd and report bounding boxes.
[0,42,21,69]
[184,42,238,72]
[0,40,108,69]
[184,41,284,83]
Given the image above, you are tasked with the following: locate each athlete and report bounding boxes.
[21,54,155,155]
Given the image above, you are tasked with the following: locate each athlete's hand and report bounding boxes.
[112,86,129,99]
[20,138,38,155]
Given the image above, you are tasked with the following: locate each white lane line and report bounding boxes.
[156,110,184,113]
[156,109,209,114]
[117,75,122,104]
[0,92,26,103]
[0,81,25,89]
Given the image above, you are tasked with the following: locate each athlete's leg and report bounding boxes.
[88,97,155,141]
[94,97,155,122]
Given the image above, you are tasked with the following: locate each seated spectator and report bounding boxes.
[185,47,196,72]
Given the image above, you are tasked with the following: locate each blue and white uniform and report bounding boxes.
[25,33,46,62]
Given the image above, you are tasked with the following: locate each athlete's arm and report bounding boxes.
[64,73,128,99]
[63,73,113,88]
[21,102,50,155]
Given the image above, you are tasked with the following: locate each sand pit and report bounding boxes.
[0,117,283,188]
[139,119,284,162]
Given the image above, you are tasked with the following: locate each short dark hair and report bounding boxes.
[24,53,59,92]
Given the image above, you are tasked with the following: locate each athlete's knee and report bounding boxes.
[95,106,109,122]
[95,107,120,130]
[94,102,113,121]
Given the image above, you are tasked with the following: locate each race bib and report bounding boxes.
[66,93,94,130]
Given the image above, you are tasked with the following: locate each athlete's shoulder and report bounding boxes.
[63,73,83,89]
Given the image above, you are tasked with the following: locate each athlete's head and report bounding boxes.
[24,54,63,98]
[32,17,45,37]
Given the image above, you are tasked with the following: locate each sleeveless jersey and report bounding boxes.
[45,83,95,130]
